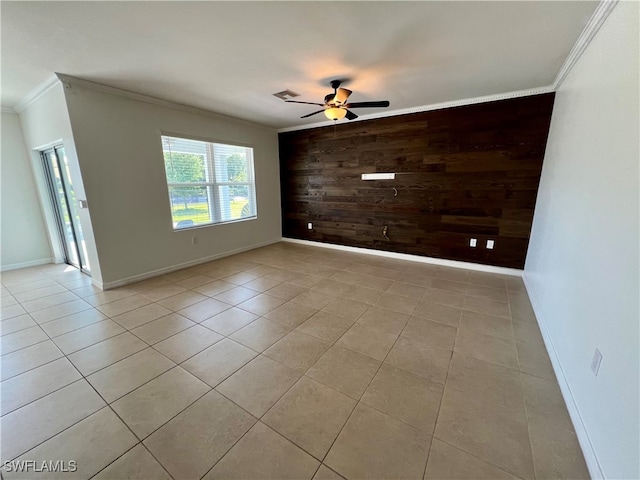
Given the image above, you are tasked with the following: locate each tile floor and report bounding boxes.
[0,242,589,479]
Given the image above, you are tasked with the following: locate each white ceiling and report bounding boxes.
[2,1,599,129]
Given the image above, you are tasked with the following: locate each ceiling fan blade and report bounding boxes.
[300,109,326,118]
[285,100,325,106]
[334,88,352,104]
[344,101,390,108]
[345,110,358,120]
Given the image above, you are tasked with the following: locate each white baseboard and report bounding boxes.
[99,239,281,290]
[282,237,523,277]
[522,272,603,480]
[0,257,53,272]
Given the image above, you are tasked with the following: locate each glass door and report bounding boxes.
[41,146,90,273]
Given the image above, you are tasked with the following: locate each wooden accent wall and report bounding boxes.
[278,93,555,269]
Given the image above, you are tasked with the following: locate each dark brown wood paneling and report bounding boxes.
[278,93,555,269]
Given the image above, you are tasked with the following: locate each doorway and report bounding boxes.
[40,146,90,273]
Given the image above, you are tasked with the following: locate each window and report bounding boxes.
[161,135,257,229]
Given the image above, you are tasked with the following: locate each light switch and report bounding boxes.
[78,200,88,209]
[470,238,477,247]
[486,239,495,249]
[307,222,313,230]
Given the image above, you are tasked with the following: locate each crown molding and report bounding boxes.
[13,74,60,114]
[1,107,16,114]
[56,73,271,130]
[552,0,618,90]
[277,85,555,133]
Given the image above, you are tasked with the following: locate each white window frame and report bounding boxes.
[161,134,257,230]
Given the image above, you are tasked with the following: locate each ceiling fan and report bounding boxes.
[286,80,390,121]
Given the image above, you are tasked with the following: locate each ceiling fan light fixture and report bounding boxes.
[334,88,352,105]
[325,107,347,121]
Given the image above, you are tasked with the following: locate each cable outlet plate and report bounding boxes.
[591,348,603,376]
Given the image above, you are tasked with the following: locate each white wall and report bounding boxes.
[62,83,281,287]
[18,82,103,283]
[525,3,639,479]
[0,112,52,269]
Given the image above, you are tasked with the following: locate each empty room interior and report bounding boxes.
[1,1,638,479]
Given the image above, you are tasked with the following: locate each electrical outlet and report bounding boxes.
[192,236,198,245]
[307,222,313,230]
[470,238,477,247]
[591,348,603,376]
[486,239,495,249]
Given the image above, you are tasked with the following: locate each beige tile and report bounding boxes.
[336,324,397,361]
[178,297,232,322]
[12,284,67,303]
[204,422,319,480]
[138,283,189,302]
[447,353,524,411]
[469,271,508,290]
[83,289,137,307]
[153,324,223,363]
[265,301,319,329]
[325,403,430,480]
[297,311,354,343]
[0,340,63,381]
[176,274,216,289]
[237,293,287,315]
[131,313,194,344]
[435,267,470,283]
[1,326,48,355]
[111,303,173,329]
[314,465,345,480]
[201,307,258,335]
[361,364,443,433]
[385,336,451,384]
[307,346,381,400]
[513,319,544,346]
[459,310,514,340]
[423,288,465,308]
[1,379,105,461]
[1,314,37,337]
[39,308,107,337]
[435,387,534,480]
[263,376,356,459]
[509,293,537,323]
[21,291,79,313]
[230,318,290,352]
[374,292,419,315]
[94,444,172,480]
[413,301,462,327]
[222,271,261,285]
[53,319,126,355]
[264,331,330,372]
[356,307,409,335]
[4,408,137,480]
[387,282,427,299]
[341,284,382,305]
[464,296,511,319]
[266,282,306,300]
[322,298,369,321]
[112,366,209,438]
[5,277,56,293]
[516,340,556,380]
[216,355,300,417]
[244,276,282,293]
[68,332,147,376]
[454,328,519,370]
[466,284,509,303]
[313,278,352,297]
[402,317,457,350]
[528,416,590,480]
[144,390,256,480]
[1,357,81,415]
[30,299,93,323]
[213,285,259,305]
[97,294,153,317]
[291,290,334,309]
[193,279,236,297]
[425,438,519,479]
[88,347,175,403]
[521,373,573,431]
[182,338,257,387]
[430,278,468,294]
[359,275,394,292]
[157,291,209,311]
